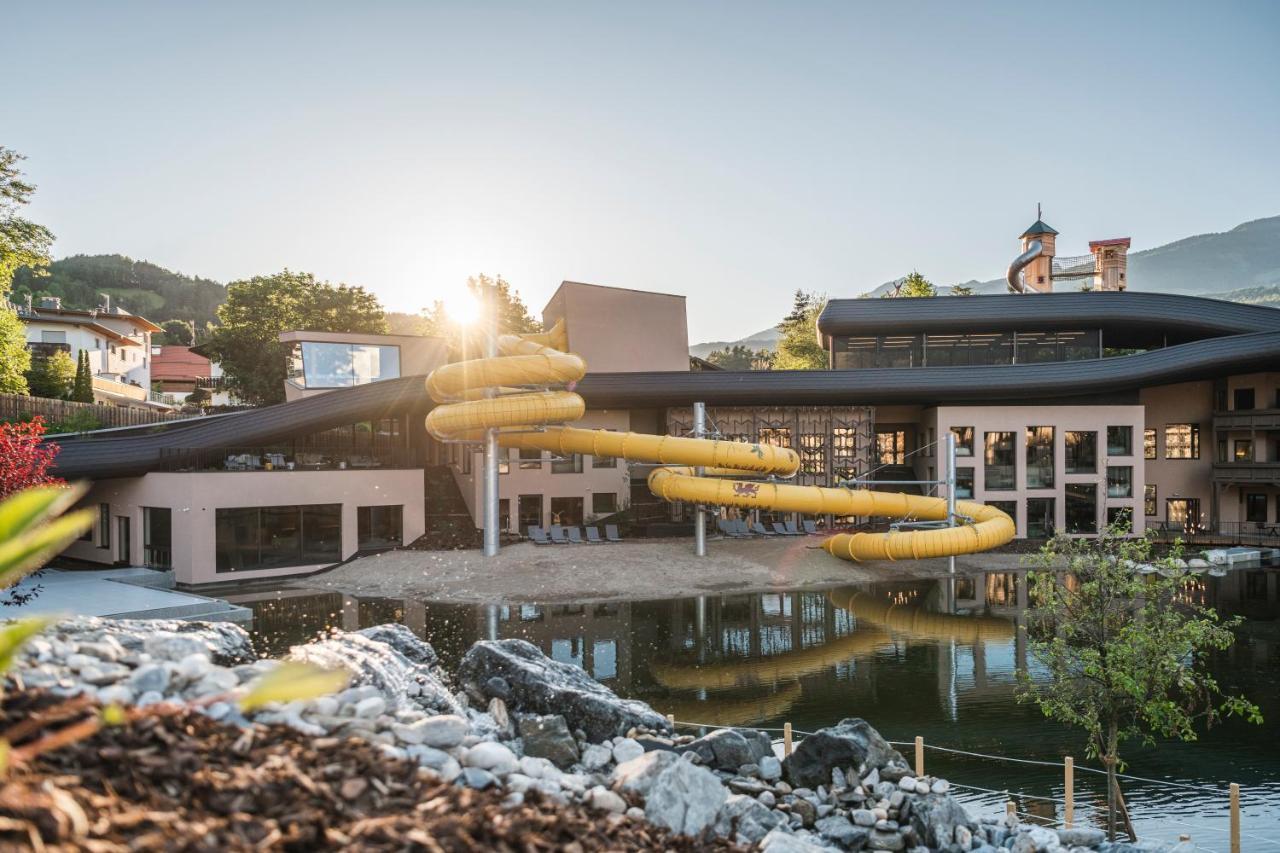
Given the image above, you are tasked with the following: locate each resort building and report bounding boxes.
[46,219,1280,586]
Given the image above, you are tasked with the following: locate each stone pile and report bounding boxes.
[12,621,1189,853]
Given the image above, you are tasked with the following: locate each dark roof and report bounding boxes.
[1020,219,1059,237]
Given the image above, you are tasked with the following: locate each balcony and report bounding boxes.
[26,342,72,359]
[1212,461,1280,484]
[156,445,423,473]
[1149,521,1280,548]
[1213,409,1280,431]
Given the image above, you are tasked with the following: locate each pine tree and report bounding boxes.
[773,290,827,370]
[71,350,94,403]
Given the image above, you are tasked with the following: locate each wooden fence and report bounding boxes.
[0,393,192,430]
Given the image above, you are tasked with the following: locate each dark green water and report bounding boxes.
[228,566,1280,848]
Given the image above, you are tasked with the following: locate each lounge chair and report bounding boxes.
[750,521,777,536]
[605,524,623,543]
[585,526,604,543]
[548,525,571,544]
[566,527,585,544]
[731,519,754,537]
[717,519,742,538]
[801,520,820,535]
[771,522,792,536]
[528,525,551,545]
[784,520,803,536]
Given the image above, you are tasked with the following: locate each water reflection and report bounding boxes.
[227,565,1280,841]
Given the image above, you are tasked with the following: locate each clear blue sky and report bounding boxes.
[9,1,1279,342]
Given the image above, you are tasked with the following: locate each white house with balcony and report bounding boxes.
[17,295,172,409]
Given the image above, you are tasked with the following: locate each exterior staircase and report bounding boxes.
[420,466,481,549]
[870,464,924,495]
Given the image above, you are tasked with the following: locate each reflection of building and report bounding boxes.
[478,601,637,692]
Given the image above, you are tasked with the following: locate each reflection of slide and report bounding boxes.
[425,322,1015,563]
[658,680,804,728]
[827,588,1015,643]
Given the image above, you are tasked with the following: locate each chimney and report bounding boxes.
[1089,239,1131,291]
[38,296,62,310]
[98,293,112,313]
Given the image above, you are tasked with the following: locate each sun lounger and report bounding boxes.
[784,520,803,536]
[548,525,570,544]
[751,522,777,536]
[567,527,585,544]
[717,519,743,538]
[771,522,792,536]
[528,525,551,545]
[605,524,623,543]
[585,526,604,543]
[802,520,820,535]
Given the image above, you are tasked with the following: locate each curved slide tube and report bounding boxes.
[424,322,1014,563]
[1006,239,1043,293]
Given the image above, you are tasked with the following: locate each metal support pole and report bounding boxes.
[482,282,501,558]
[693,401,707,557]
[946,430,958,584]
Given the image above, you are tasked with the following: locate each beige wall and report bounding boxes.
[926,405,1145,537]
[65,470,425,586]
[1140,382,1214,528]
[542,281,689,373]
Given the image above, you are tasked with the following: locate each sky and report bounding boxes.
[8,1,1280,343]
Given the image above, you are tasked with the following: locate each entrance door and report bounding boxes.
[517,495,543,534]
[1166,498,1201,533]
[876,430,906,465]
[116,516,131,565]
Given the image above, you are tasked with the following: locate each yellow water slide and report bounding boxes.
[424,323,1015,562]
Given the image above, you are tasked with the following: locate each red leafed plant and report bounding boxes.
[0,418,63,500]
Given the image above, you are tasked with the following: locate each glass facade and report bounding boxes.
[830,329,1102,369]
[925,333,1013,367]
[215,504,341,573]
[955,468,974,499]
[1026,497,1055,538]
[143,507,171,569]
[1106,465,1133,498]
[1143,428,1157,459]
[1065,483,1097,534]
[1065,431,1097,474]
[289,342,400,388]
[357,505,403,549]
[1165,424,1200,459]
[550,497,584,526]
[551,453,584,474]
[1025,427,1054,489]
[832,335,923,369]
[1107,426,1132,456]
[591,493,617,515]
[984,431,1016,491]
[1014,330,1099,363]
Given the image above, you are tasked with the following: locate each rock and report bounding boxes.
[1058,827,1107,847]
[715,793,783,844]
[898,776,918,791]
[96,684,134,706]
[625,806,646,821]
[862,768,880,787]
[679,727,772,772]
[612,750,680,799]
[458,639,669,742]
[462,741,518,776]
[612,738,645,765]
[908,792,973,849]
[414,714,469,748]
[791,798,817,827]
[1011,833,1038,853]
[517,755,563,782]
[931,779,950,795]
[518,714,580,768]
[288,630,461,716]
[175,653,212,682]
[356,624,439,668]
[914,780,930,795]
[956,825,973,849]
[643,758,728,836]
[1025,825,1062,851]
[488,697,514,739]
[783,718,907,789]
[760,755,783,781]
[760,828,828,852]
[460,767,497,789]
[876,819,899,831]
[868,828,906,851]
[758,790,776,807]
[127,664,171,695]
[581,743,613,771]
[586,785,627,814]
[728,777,769,796]
[353,696,387,719]
[816,815,869,847]
[853,808,877,827]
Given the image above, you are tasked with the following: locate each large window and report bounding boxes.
[799,434,825,475]
[832,427,859,480]
[215,504,341,573]
[1026,426,1054,489]
[1234,388,1256,411]
[1166,498,1201,531]
[925,333,1013,367]
[1234,440,1254,462]
[1245,494,1268,524]
[551,453,584,474]
[833,335,924,369]
[984,432,1016,491]
[1106,466,1133,498]
[1065,483,1097,534]
[877,430,906,465]
[1015,330,1099,363]
[955,468,974,499]
[142,507,171,569]
[1143,428,1157,460]
[1165,424,1200,460]
[1144,484,1157,516]
[591,493,617,516]
[518,448,542,469]
[358,505,403,549]
[951,426,974,457]
[1026,498,1055,538]
[549,497,584,526]
[1065,431,1097,474]
[289,342,400,388]
[1107,426,1132,456]
[986,501,1017,522]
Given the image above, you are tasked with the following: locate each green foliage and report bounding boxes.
[70,351,93,403]
[949,283,975,296]
[0,615,58,673]
[240,660,351,711]
[0,485,94,598]
[1018,528,1261,837]
[0,148,55,295]
[50,409,100,433]
[11,254,226,327]
[202,270,387,405]
[896,271,936,298]
[416,274,541,356]
[159,319,194,346]
[24,350,76,400]
[706,344,773,370]
[0,307,29,394]
[773,290,827,370]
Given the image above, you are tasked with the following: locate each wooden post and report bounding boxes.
[784,722,793,757]
[1230,782,1241,853]
[1064,756,1074,829]
[914,736,924,777]
[1006,800,1016,822]
[666,713,675,729]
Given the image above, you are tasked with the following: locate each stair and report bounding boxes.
[871,464,924,495]
[421,466,481,549]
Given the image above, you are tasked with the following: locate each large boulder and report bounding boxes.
[518,714,580,768]
[714,793,784,844]
[908,792,974,848]
[357,624,440,668]
[51,616,256,666]
[643,757,728,837]
[783,717,906,789]
[458,640,669,742]
[612,750,681,799]
[679,727,773,771]
[287,630,461,716]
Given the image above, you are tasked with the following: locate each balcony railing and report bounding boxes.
[156,445,423,473]
[26,342,72,358]
[1149,521,1280,548]
[1212,461,1280,484]
[1213,409,1280,431]
[91,375,147,402]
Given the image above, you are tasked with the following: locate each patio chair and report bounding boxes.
[771,522,792,536]
[548,525,571,544]
[717,519,741,538]
[731,519,754,537]
[605,524,623,542]
[585,526,604,543]
[528,526,551,545]
[802,520,820,535]
[750,521,777,536]
[566,527,585,544]
[784,520,803,536]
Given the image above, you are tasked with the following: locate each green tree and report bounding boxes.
[950,283,976,296]
[706,344,758,370]
[418,274,541,356]
[1018,528,1262,840]
[160,319,194,346]
[202,270,387,405]
[773,290,827,370]
[0,148,55,294]
[0,307,29,394]
[24,350,76,399]
[70,351,94,402]
[896,271,936,298]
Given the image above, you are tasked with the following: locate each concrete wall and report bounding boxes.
[1140,381,1214,527]
[542,281,689,373]
[65,469,425,586]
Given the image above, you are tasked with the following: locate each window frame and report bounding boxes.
[1164,424,1201,460]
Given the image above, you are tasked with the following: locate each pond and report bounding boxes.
[226,565,1280,847]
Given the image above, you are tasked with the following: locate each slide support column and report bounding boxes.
[482,282,501,558]
[693,401,707,557]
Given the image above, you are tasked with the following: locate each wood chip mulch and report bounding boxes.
[0,690,745,852]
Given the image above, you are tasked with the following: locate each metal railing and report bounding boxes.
[1149,521,1280,548]
[156,446,423,473]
